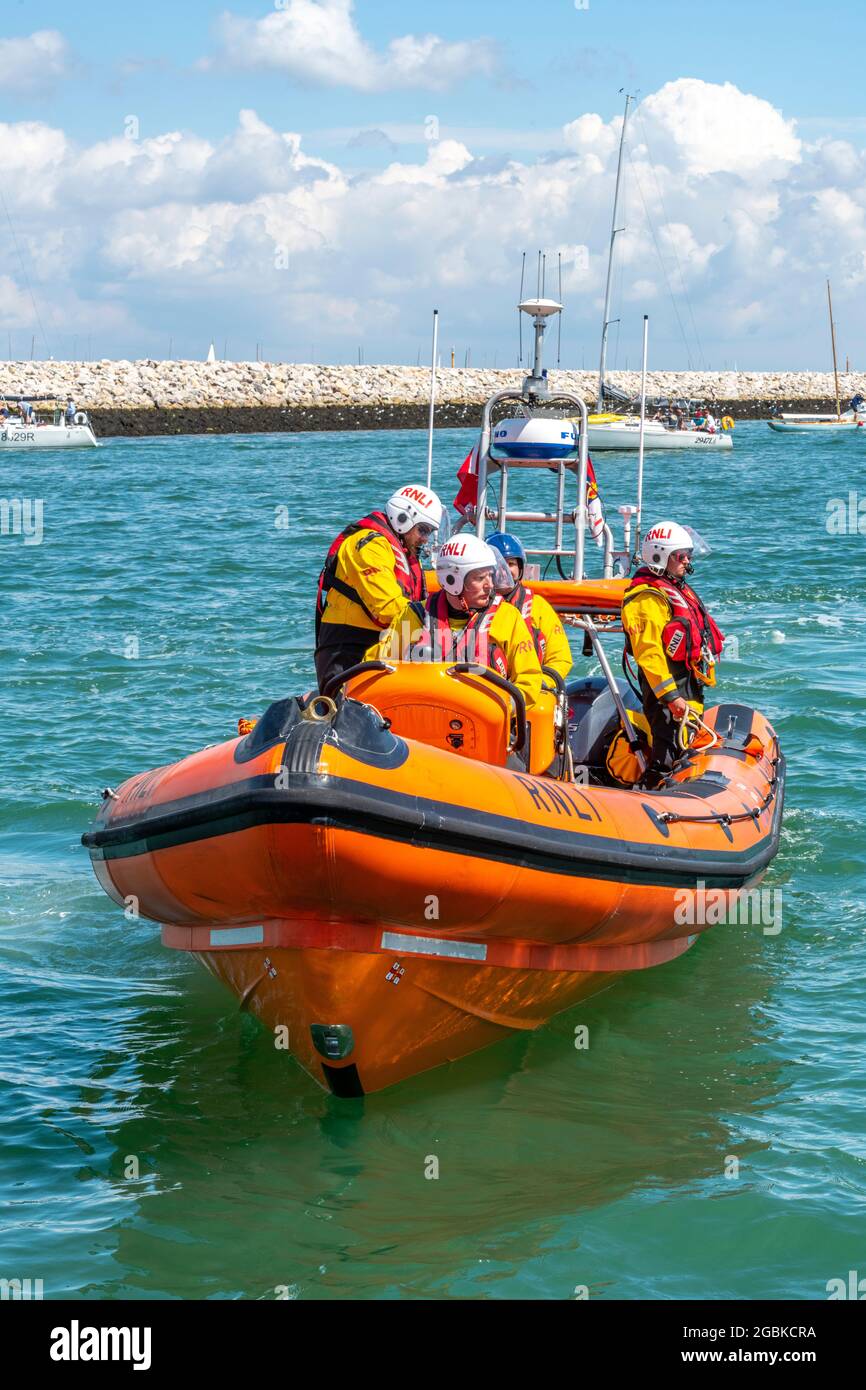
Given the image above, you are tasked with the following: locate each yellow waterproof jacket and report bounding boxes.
[320,531,415,634]
[368,598,544,710]
[621,588,702,711]
[524,591,573,682]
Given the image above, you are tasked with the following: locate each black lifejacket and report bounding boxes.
[409,592,508,676]
[316,511,425,639]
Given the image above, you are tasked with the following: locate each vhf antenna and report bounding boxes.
[518,251,526,366]
[557,252,563,366]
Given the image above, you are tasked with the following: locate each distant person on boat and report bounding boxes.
[486,532,573,682]
[18,399,34,424]
[315,484,444,694]
[371,533,543,710]
[621,521,725,788]
[65,398,76,424]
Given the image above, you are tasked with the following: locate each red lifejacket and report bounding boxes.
[511,584,546,665]
[316,511,425,637]
[410,592,508,676]
[624,566,724,684]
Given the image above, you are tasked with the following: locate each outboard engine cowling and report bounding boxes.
[566,675,642,777]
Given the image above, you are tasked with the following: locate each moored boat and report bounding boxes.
[768,284,861,437]
[587,415,733,450]
[0,396,97,449]
[767,417,863,435]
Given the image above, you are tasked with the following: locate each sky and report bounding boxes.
[2,0,866,369]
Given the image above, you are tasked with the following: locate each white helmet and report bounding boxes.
[386,484,443,537]
[641,521,695,575]
[436,534,500,596]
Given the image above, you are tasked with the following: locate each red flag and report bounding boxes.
[586,455,606,546]
[453,443,479,518]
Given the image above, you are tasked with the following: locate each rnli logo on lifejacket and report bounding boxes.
[666,629,685,658]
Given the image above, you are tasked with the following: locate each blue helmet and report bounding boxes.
[486,531,526,579]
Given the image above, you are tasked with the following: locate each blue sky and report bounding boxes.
[2,1,865,368]
[6,0,864,145]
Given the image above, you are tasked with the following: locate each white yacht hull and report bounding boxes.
[584,420,733,451]
[0,423,97,450]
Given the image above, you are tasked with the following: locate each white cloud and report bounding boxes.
[0,29,69,93]
[0,275,34,326]
[1,81,866,366]
[563,112,619,160]
[659,222,720,275]
[811,139,864,182]
[206,0,498,91]
[636,78,801,178]
[0,121,69,214]
[375,139,473,186]
[811,187,865,236]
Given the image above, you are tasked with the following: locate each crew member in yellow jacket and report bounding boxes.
[369,533,543,711]
[485,531,573,682]
[314,484,443,693]
[621,520,725,787]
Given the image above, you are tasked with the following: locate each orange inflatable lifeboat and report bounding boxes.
[83,595,786,1097]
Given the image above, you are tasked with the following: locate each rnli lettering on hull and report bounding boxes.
[514,776,603,822]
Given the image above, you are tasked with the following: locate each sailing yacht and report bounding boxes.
[767,284,865,435]
[0,396,97,450]
[582,95,732,453]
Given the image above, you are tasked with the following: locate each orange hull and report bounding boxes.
[84,690,784,1094]
[192,945,628,1095]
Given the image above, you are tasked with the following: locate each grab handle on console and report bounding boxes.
[541,665,566,695]
[322,661,396,700]
[447,663,527,753]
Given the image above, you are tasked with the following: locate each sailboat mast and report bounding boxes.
[597,92,632,409]
[827,279,841,420]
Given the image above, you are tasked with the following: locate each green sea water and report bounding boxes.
[1,422,864,1300]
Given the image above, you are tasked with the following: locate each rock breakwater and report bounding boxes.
[2,361,863,434]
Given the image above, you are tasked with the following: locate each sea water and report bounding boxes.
[1,422,864,1299]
